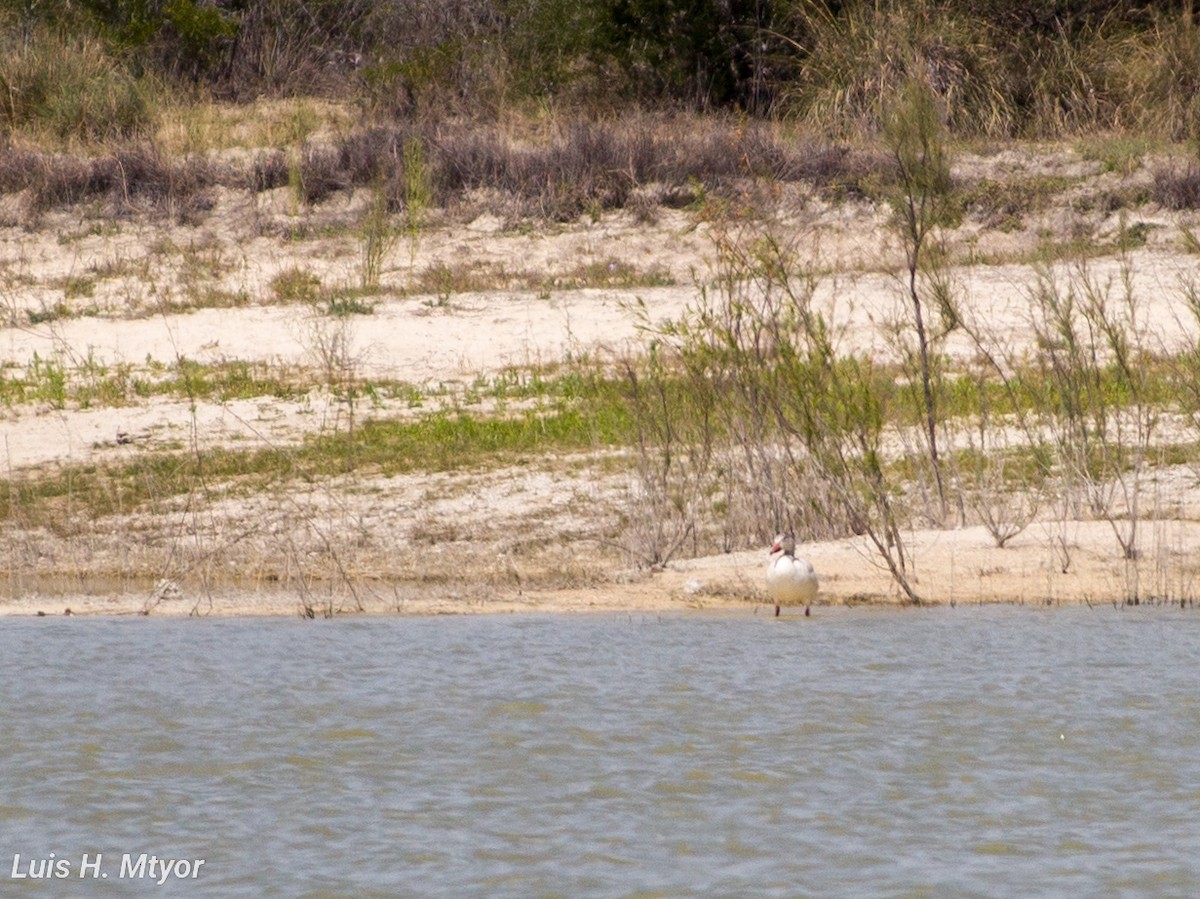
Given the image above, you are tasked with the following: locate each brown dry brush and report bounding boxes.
[10,111,1200,232]
[0,144,221,222]
[615,345,716,569]
[1154,164,1200,211]
[1027,253,1159,583]
[0,115,891,222]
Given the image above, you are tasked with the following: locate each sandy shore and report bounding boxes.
[6,515,1199,618]
[4,145,1200,617]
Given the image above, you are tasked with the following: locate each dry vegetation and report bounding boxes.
[5,2,1200,616]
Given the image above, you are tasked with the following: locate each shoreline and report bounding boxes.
[5,519,1198,618]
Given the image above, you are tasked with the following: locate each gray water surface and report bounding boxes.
[2,606,1198,897]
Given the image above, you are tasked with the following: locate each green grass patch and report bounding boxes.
[25,303,72,326]
[166,287,252,313]
[4,348,1200,533]
[307,406,626,475]
[0,447,297,534]
[1075,136,1161,176]
[157,359,309,402]
[553,259,675,290]
[54,275,96,299]
[0,381,636,527]
[0,357,310,410]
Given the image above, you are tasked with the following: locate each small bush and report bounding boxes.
[430,126,508,197]
[0,150,37,194]
[337,125,410,192]
[960,176,1068,229]
[270,267,323,303]
[107,145,216,213]
[23,154,110,211]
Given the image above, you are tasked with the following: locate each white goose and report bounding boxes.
[766,532,818,617]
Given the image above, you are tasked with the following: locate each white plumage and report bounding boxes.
[766,532,818,616]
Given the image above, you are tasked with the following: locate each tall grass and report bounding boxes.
[359,175,396,292]
[0,30,155,143]
[402,136,432,265]
[781,0,1010,136]
[1110,10,1200,139]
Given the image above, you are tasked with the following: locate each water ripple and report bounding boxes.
[1,607,1199,895]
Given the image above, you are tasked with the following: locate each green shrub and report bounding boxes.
[158,0,238,82]
[324,292,376,317]
[270,267,323,304]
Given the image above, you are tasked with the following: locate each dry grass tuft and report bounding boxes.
[1154,165,1200,211]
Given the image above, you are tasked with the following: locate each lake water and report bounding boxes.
[2,606,1198,897]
